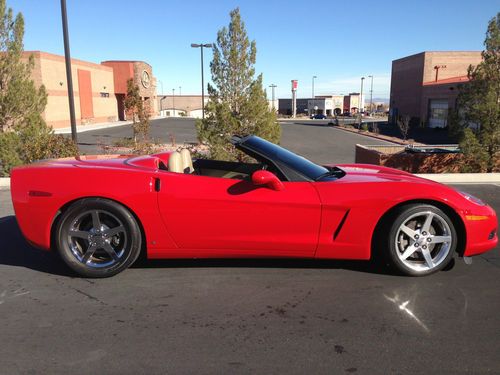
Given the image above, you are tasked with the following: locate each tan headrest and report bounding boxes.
[168,151,183,173]
[180,148,194,174]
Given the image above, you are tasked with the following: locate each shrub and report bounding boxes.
[0,115,77,176]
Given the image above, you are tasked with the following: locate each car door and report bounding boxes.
[156,172,321,257]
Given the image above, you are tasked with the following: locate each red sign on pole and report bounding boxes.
[291,80,298,91]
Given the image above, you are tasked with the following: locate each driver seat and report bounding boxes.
[168,151,183,173]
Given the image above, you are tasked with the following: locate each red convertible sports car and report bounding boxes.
[10,135,498,278]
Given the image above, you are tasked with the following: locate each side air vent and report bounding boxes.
[333,209,350,240]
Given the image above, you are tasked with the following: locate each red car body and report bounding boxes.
[10,152,498,262]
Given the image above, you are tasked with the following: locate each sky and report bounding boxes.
[9,0,499,100]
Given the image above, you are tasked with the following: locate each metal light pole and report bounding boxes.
[60,0,77,143]
[368,75,373,113]
[172,88,175,117]
[312,75,317,98]
[359,77,365,128]
[191,43,213,119]
[269,84,277,111]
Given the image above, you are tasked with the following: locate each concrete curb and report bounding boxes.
[0,178,10,189]
[333,125,415,145]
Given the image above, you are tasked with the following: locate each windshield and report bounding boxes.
[242,136,329,180]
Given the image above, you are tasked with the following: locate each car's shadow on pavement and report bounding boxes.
[133,257,394,275]
[0,216,72,276]
[2,215,450,277]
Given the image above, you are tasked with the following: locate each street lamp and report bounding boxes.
[359,76,365,128]
[312,75,317,98]
[191,43,213,119]
[368,75,373,113]
[269,84,277,111]
[158,79,164,95]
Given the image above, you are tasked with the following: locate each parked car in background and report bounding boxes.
[310,114,327,120]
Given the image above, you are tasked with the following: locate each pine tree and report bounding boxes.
[0,0,47,132]
[450,13,500,172]
[0,1,77,176]
[196,8,281,161]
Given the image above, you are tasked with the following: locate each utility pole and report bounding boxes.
[269,84,277,111]
[172,88,175,117]
[368,75,373,113]
[60,0,77,143]
[191,43,213,119]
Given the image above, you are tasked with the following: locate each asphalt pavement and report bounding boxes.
[1,121,499,374]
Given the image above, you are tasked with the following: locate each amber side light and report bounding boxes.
[465,215,490,221]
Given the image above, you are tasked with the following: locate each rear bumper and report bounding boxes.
[463,205,498,257]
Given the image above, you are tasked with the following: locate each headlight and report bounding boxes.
[458,191,486,206]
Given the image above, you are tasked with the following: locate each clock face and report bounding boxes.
[141,70,150,88]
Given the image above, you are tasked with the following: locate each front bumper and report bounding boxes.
[463,205,498,257]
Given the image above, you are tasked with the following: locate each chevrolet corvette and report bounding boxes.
[10,135,498,277]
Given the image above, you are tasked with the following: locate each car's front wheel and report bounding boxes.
[383,204,457,276]
[55,198,142,278]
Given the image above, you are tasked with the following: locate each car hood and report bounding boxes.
[331,163,439,185]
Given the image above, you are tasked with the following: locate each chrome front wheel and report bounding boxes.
[386,205,457,276]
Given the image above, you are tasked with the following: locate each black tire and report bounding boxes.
[381,204,457,276]
[55,198,142,278]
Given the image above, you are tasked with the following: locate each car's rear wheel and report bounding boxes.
[55,198,142,278]
[384,204,457,276]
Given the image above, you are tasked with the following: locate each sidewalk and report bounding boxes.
[53,116,167,134]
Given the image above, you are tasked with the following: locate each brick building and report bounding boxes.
[389,51,482,127]
[102,60,158,121]
[23,51,158,129]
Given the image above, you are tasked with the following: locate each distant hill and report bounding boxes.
[370,98,389,104]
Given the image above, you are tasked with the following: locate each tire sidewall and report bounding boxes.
[387,204,457,276]
[56,198,142,278]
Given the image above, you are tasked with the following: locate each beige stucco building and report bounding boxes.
[23,51,158,129]
[157,95,207,118]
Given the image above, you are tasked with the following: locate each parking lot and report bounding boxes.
[76,117,391,164]
[1,119,499,374]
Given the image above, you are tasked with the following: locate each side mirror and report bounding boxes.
[251,170,284,191]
